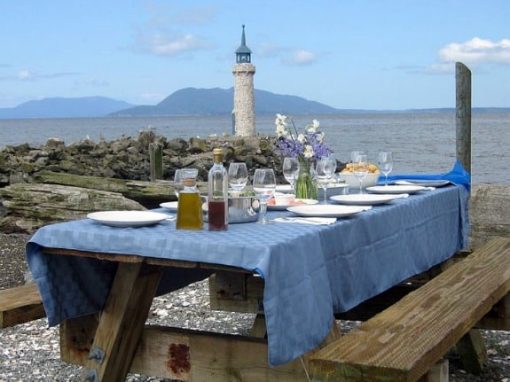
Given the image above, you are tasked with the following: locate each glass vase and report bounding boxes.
[295,157,317,200]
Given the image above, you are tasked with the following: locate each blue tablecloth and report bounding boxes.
[26,185,469,366]
[384,160,471,191]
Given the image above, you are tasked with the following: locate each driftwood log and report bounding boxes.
[0,171,210,233]
[0,183,145,233]
[34,171,208,208]
[470,184,510,249]
[35,171,177,208]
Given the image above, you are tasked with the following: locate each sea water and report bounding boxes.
[1,111,508,184]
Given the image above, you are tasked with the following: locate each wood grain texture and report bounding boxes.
[84,262,162,381]
[310,237,510,382]
[209,272,264,314]
[0,283,45,328]
[455,329,487,375]
[63,318,340,381]
[470,184,510,249]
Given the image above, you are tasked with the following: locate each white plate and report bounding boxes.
[275,185,293,193]
[394,179,451,187]
[87,211,169,227]
[160,201,178,211]
[268,199,318,211]
[366,185,427,194]
[330,193,408,205]
[287,204,371,218]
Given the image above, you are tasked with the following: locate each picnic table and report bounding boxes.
[26,185,469,381]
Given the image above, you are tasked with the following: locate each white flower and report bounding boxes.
[306,119,320,133]
[303,144,314,159]
[276,123,287,138]
[275,113,288,126]
[297,133,306,144]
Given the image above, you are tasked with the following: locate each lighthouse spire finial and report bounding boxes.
[235,25,251,63]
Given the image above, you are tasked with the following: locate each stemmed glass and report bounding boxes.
[228,162,249,193]
[282,157,300,192]
[173,169,184,198]
[315,156,336,204]
[352,154,369,194]
[378,151,393,186]
[351,150,366,163]
[253,168,276,224]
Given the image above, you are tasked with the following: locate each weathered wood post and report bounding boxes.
[149,143,163,181]
[456,62,472,177]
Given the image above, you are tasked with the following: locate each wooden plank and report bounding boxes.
[62,317,307,381]
[209,272,264,313]
[477,293,510,330]
[41,247,250,273]
[149,142,163,181]
[418,360,449,382]
[250,314,267,338]
[455,329,487,375]
[83,262,162,381]
[0,283,45,328]
[63,316,341,382]
[310,237,510,382]
[456,61,472,175]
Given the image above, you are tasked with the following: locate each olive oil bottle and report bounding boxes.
[176,169,203,230]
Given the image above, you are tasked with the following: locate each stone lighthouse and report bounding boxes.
[233,25,256,136]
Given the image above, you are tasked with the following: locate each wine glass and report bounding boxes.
[173,169,184,198]
[282,157,300,192]
[353,154,369,194]
[350,150,366,164]
[378,151,393,186]
[228,162,249,193]
[253,168,276,224]
[315,156,336,204]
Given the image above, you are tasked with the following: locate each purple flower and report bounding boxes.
[274,115,331,160]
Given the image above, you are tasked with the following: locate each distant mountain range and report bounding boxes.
[0,96,133,119]
[0,90,508,119]
[110,87,340,117]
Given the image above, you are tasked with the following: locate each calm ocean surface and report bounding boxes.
[1,112,508,184]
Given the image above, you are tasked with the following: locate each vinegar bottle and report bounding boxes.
[176,168,203,230]
[208,148,228,231]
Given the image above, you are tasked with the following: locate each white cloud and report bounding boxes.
[137,33,208,56]
[289,50,316,65]
[18,69,34,81]
[438,37,510,65]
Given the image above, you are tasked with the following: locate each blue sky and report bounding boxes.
[0,0,509,109]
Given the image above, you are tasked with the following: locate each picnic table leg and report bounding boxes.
[83,262,162,382]
[456,329,487,374]
[250,313,267,338]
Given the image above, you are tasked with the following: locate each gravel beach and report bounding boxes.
[0,233,508,381]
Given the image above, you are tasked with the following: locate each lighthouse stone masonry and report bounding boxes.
[233,25,256,137]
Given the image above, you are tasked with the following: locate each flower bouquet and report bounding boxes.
[274,114,332,199]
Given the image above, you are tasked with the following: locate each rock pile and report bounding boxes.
[0,131,284,233]
[0,131,282,186]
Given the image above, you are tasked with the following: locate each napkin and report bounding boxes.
[274,217,337,225]
[382,160,471,191]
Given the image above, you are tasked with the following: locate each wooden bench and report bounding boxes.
[309,237,510,382]
[0,283,45,328]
